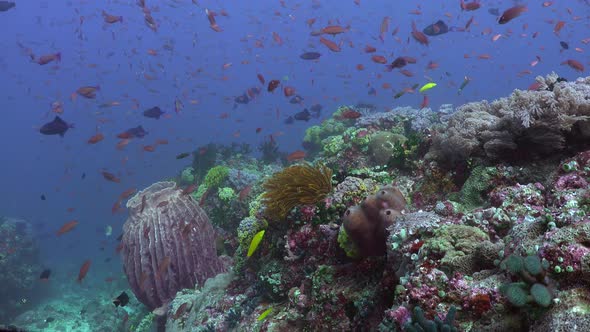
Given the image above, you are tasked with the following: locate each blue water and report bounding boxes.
[0,0,588,318]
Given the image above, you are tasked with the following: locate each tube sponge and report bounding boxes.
[341,184,406,257]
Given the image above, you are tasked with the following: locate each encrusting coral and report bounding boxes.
[261,163,333,220]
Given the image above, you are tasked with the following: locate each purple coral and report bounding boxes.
[121,181,227,309]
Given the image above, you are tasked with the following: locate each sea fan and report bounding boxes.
[261,163,333,220]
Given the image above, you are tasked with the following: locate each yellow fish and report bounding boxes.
[419,82,437,93]
[257,307,273,321]
[247,230,265,257]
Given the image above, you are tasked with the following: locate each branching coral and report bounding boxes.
[261,163,333,220]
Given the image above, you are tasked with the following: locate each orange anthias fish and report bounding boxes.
[87,133,104,144]
[498,5,527,24]
[286,150,306,162]
[411,21,429,45]
[561,59,585,72]
[77,260,91,283]
[56,220,79,236]
[76,86,100,99]
[102,10,123,24]
[320,25,349,36]
[319,37,341,52]
[205,8,222,32]
[34,52,61,65]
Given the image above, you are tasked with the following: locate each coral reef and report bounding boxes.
[146,81,590,331]
[121,181,227,309]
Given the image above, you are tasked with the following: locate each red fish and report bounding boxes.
[181,184,198,195]
[76,86,100,99]
[460,0,480,11]
[561,59,584,72]
[420,95,429,108]
[287,150,306,162]
[101,171,121,183]
[371,55,387,64]
[319,37,341,52]
[320,25,349,36]
[257,73,265,85]
[411,21,429,45]
[364,45,376,53]
[87,133,104,144]
[119,188,137,200]
[140,195,147,213]
[498,6,527,24]
[283,86,296,97]
[238,185,252,201]
[102,10,123,24]
[205,8,222,32]
[34,53,61,65]
[56,220,79,236]
[77,260,91,283]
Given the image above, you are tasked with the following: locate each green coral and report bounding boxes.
[404,306,458,332]
[180,167,195,184]
[131,312,155,332]
[303,118,346,147]
[190,183,208,202]
[368,131,407,165]
[337,226,359,258]
[218,187,236,203]
[322,135,346,157]
[423,224,489,274]
[452,166,497,210]
[500,254,554,308]
[204,165,230,188]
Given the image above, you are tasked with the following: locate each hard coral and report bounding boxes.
[427,74,590,166]
[261,163,333,220]
[342,184,406,257]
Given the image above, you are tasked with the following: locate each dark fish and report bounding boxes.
[289,95,304,104]
[40,269,51,280]
[300,51,321,60]
[234,94,249,104]
[390,57,408,69]
[294,109,312,121]
[560,41,569,49]
[0,1,15,12]
[45,317,55,323]
[125,126,148,138]
[368,87,377,96]
[81,173,86,179]
[423,20,449,36]
[116,233,123,241]
[113,291,130,307]
[143,106,164,119]
[488,8,500,16]
[40,116,73,136]
[40,194,46,200]
[284,116,294,124]
[176,152,190,159]
[309,104,323,113]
